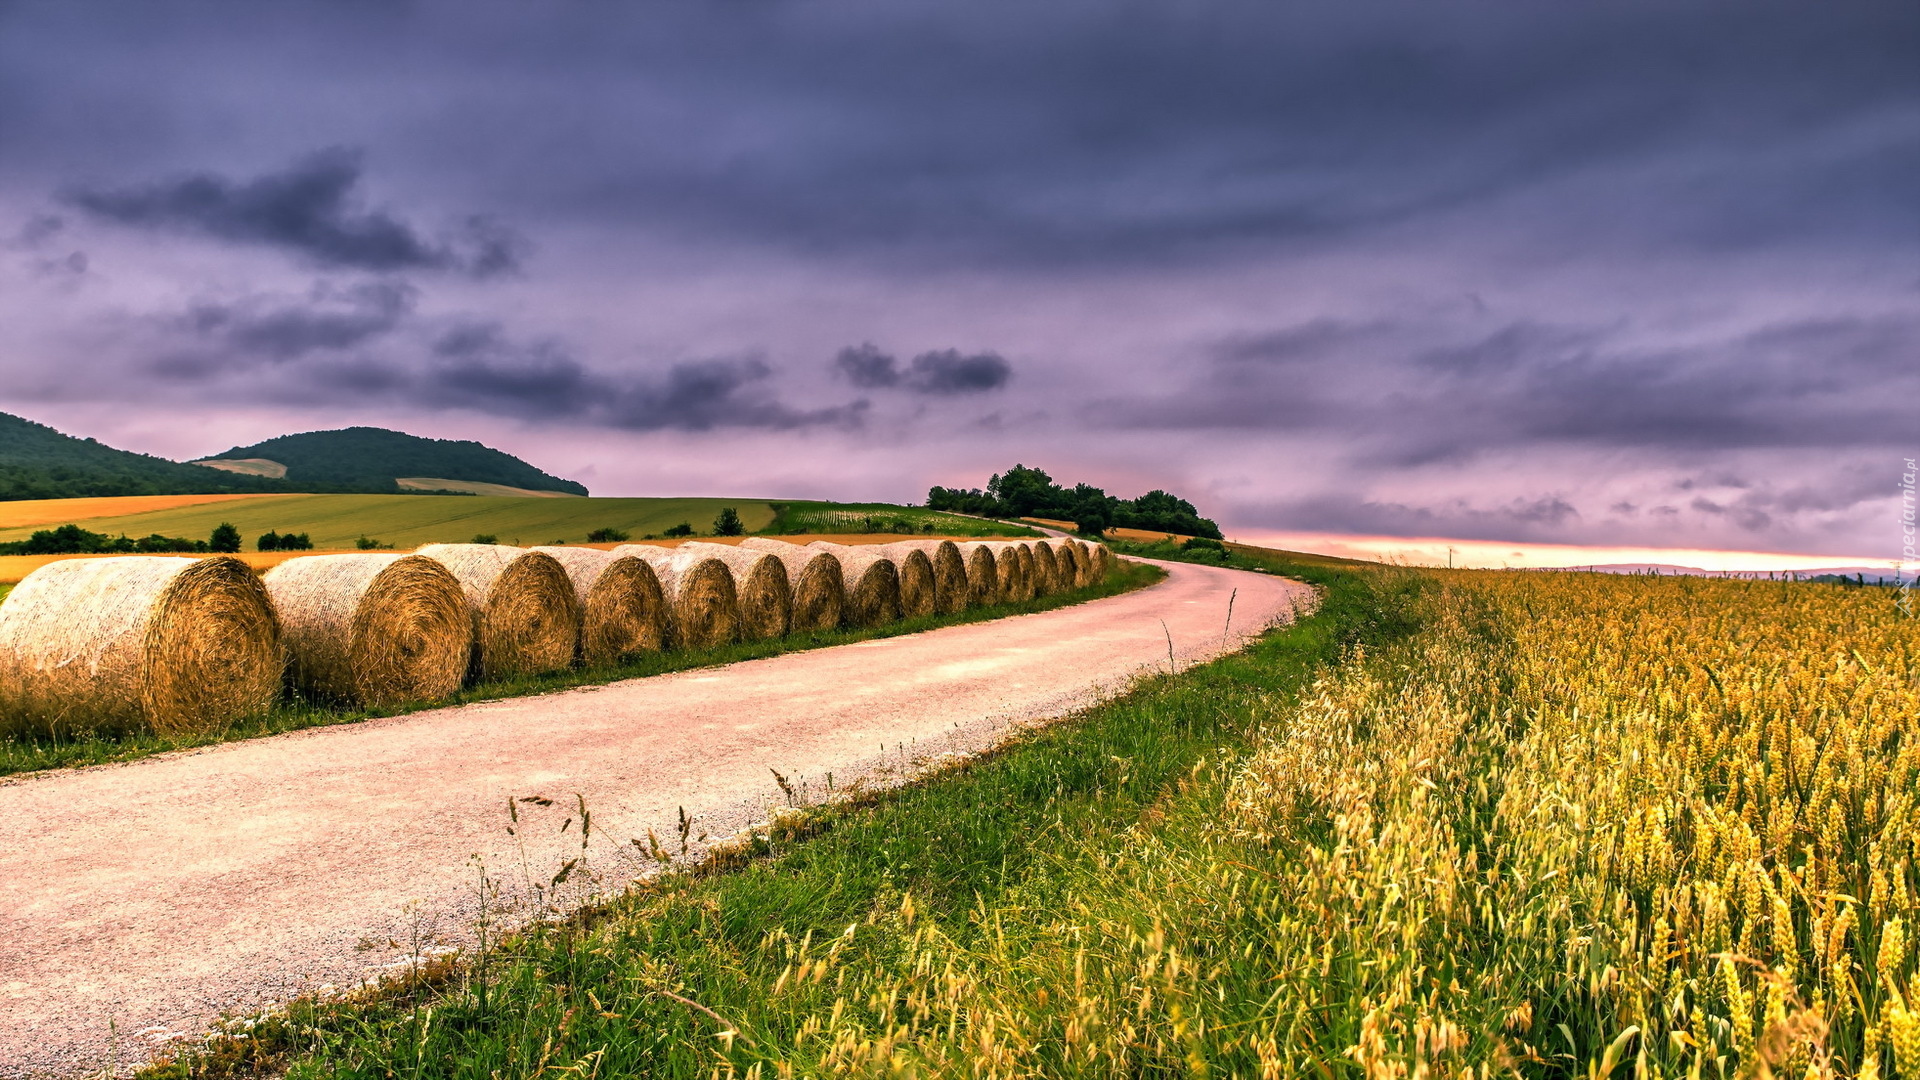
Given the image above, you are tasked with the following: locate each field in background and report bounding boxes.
[0,493,283,531]
[0,495,781,552]
[171,548,1920,1078]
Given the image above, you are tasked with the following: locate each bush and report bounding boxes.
[209,522,242,553]
[355,536,392,550]
[712,508,744,537]
[1182,537,1225,552]
[471,533,499,545]
[587,527,630,543]
[0,523,214,555]
[663,522,695,538]
[257,531,314,552]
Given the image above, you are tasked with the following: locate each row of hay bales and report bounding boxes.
[0,536,1109,739]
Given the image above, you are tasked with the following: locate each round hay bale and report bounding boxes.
[872,543,937,619]
[613,544,740,649]
[740,538,845,633]
[1028,540,1061,597]
[531,547,670,666]
[1088,543,1113,582]
[264,553,470,708]
[988,541,1034,601]
[889,539,967,614]
[678,542,792,641]
[1048,539,1088,590]
[1070,540,1098,587]
[954,542,1002,606]
[416,544,580,680]
[0,556,281,738]
[806,542,902,627]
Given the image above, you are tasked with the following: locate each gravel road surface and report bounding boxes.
[0,559,1310,1077]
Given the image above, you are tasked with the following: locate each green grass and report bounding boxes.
[766,501,1040,538]
[1,561,1163,778]
[0,496,781,551]
[143,553,1405,1080]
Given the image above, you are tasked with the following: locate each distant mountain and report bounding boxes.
[200,427,588,496]
[0,411,289,501]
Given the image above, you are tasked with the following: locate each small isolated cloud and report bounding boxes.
[182,280,416,362]
[833,344,1011,394]
[835,342,900,388]
[64,148,526,276]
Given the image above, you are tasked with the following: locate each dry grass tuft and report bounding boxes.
[532,547,671,667]
[614,545,740,649]
[416,544,580,680]
[739,538,846,633]
[0,556,280,737]
[264,553,470,707]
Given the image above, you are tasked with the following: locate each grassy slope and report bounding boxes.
[3,560,1161,778]
[148,546,1387,1079]
[767,501,1041,537]
[0,495,781,550]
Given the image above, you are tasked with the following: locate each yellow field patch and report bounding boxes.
[0,494,287,531]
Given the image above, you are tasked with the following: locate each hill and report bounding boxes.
[198,427,588,496]
[0,411,289,501]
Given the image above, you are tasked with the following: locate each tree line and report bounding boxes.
[926,465,1222,539]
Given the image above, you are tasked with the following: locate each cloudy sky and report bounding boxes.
[2,2,1915,562]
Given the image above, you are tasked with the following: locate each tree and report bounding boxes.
[663,522,695,538]
[257,530,282,551]
[713,507,744,536]
[209,522,241,553]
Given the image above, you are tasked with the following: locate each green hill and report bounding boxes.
[203,427,588,496]
[0,411,289,501]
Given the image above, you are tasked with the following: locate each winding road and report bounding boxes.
[0,559,1310,1077]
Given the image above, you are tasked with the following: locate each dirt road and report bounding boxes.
[0,559,1310,1077]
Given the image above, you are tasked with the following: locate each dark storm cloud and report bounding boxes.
[64,149,525,276]
[833,344,1011,394]
[1238,493,1585,543]
[184,280,415,361]
[399,322,863,431]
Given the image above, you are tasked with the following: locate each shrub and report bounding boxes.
[1182,537,1225,552]
[355,536,392,550]
[663,522,695,538]
[587,527,630,543]
[208,522,242,553]
[712,508,744,536]
[471,533,499,545]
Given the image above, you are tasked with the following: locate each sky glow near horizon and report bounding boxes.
[1,3,1915,564]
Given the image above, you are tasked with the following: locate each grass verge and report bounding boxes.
[141,552,1407,1079]
[765,502,1039,538]
[0,561,1161,779]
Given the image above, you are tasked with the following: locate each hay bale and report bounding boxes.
[740,538,845,632]
[678,542,792,641]
[0,556,281,737]
[531,547,670,666]
[1048,539,1089,590]
[806,542,902,627]
[954,542,1002,606]
[1088,543,1112,582]
[888,539,966,614]
[416,544,580,680]
[1028,540,1061,597]
[264,553,470,707]
[872,543,937,619]
[1069,540,1098,587]
[988,541,1034,601]
[613,544,740,649]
